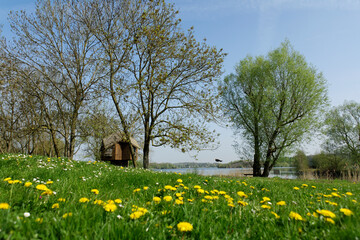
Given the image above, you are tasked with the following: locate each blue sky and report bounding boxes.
[1,0,360,163]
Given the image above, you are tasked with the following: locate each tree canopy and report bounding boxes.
[220,41,328,177]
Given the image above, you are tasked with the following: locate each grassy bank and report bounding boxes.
[1,154,359,239]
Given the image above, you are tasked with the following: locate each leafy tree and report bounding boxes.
[221,41,328,177]
[294,150,309,173]
[323,101,360,163]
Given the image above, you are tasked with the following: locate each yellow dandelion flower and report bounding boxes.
[3,177,11,182]
[41,189,53,195]
[301,184,308,188]
[52,203,60,209]
[153,197,161,204]
[340,208,353,216]
[91,189,99,195]
[163,196,172,202]
[24,182,32,187]
[103,203,117,212]
[0,203,10,209]
[345,192,353,196]
[276,201,286,206]
[193,185,201,189]
[93,199,104,205]
[237,191,248,198]
[293,187,300,190]
[58,198,66,202]
[175,199,184,205]
[115,199,122,204]
[289,211,303,221]
[133,188,141,193]
[36,184,49,191]
[331,192,341,198]
[177,179,183,183]
[46,181,53,184]
[164,185,172,190]
[35,218,43,223]
[325,218,335,224]
[197,189,205,194]
[177,222,193,232]
[237,200,248,206]
[316,210,336,218]
[79,198,90,203]
[143,186,149,190]
[271,211,280,219]
[312,186,316,189]
[62,212,72,218]
[261,205,271,209]
[130,211,143,219]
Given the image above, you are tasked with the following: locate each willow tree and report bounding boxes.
[221,41,328,177]
[126,1,225,169]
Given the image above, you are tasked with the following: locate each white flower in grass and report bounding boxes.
[24,212,30,218]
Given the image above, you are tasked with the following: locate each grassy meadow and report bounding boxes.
[0,154,359,239]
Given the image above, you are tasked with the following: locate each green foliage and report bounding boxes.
[294,151,309,173]
[1,153,359,239]
[312,153,348,177]
[220,40,328,177]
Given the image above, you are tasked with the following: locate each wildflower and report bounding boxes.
[163,196,172,202]
[62,212,73,218]
[197,189,205,194]
[177,222,193,232]
[35,218,43,223]
[115,199,122,204]
[316,210,336,219]
[237,201,248,206]
[24,212,31,218]
[237,191,248,198]
[260,197,271,203]
[52,203,60,209]
[289,211,303,221]
[177,179,183,183]
[331,192,341,198]
[91,189,99,195]
[271,211,280,219]
[143,186,149,190]
[24,182,32,187]
[46,181,53,184]
[301,184,308,188]
[276,201,286,206]
[0,203,10,209]
[79,198,90,203]
[133,188,141,193]
[164,185,173,190]
[261,205,271,209]
[345,192,353,196]
[41,189,53,195]
[325,218,335,224]
[228,203,235,207]
[58,198,66,202]
[340,208,353,216]
[153,197,161,204]
[312,186,316,189]
[130,211,143,219]
[162,210,171,215]
[3,177,11,182]
[204,195,213,200]
[104,203,117,212]
[36,184,49,191]
[293,187,300,190]
[137,207,148,214]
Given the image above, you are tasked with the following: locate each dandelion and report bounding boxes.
[260,197,271,203]
[289,211,303,221]
[24,212,31,218]
[261,205,271,209]
[237,191,248,198]
[175,199,184,205]
[271,211,280,219]
[301,184,308,188]
[52,203,60,209]
[153,197,161,204]
[312,186,316,189]
[3,177,11,182]
[177,179,183,183]
[0,203,10,209]
[24,182,32,187]
[63,212,73,218]
[340,208,353,216]
[58,198,66,202]
[197,189,205,194]
[293,187,300,190]
[193,185,201,189]
[325,218,335,224]
[133,188,141,193]
[143,186,149,190]
[114,199,122,204]
[46,181,53,184]
[331,192,341,198]
[41,189,53,195]
[36,184,48,191]
[94,199,104,205]
[91,189,99,195]
[316,210,336,219]
[276,201,286,206]
[237,200,248,206]
[104,203,117,212]
[130,211,143,219]
[164,185,173,190]
[345,192,353,196]
[163,196,172,202]
[177,222,193,232]
[35,218,43,223]
[79,198,90,203]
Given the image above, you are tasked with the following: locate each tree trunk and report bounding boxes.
[253,124,262,177]
[143,123,151,169]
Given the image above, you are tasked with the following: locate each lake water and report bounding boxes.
[153,167,297,179]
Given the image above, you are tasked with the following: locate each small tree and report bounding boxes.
[221,41,328,177]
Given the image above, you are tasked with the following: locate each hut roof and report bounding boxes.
[102,133,140,149]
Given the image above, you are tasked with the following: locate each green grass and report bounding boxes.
[0,153,359,239]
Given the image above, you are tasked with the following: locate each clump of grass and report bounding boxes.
[0,153,359,239]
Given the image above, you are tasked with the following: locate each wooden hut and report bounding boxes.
[100,133,140,167]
